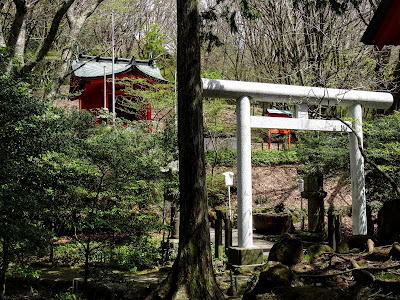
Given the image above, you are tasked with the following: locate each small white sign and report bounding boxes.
[298,179,304,192]
[222,172,234,186]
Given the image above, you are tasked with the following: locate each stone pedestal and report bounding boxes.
[171,206,180,239]
[253,213,292,235]
[301,175,327,232]
[227,246,263,266]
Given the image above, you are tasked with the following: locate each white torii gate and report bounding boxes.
[202,78,393,250]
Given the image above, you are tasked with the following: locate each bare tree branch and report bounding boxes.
[22,0,76,73]
[294,263,400,278]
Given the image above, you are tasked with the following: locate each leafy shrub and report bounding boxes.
[56,292,82,300]
[364,112,400,203]
[255,196,269,204]
[296,131,349,176]
[112,237,161,271]
[251,150,298,165]
[205,149,298,167]
[205,149,237,166]
[53,242,85,265]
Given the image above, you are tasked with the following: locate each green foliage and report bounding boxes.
[11,264,42,279]
[205,149,298,167]
[376,272,400,281]
[45,119,170,281]
[143,24,168,59]
[207,172,228,206]
[0,47,12,72]
[239,0,260,20]
[202,70,225,80]
[296,131,349,177]
[0,75,62,275]
[255,195,269,205]
[200,0,259,51]
[364,112,400,202]
[112,236,161,271]
[204,99,232,137]
[116,77,175,121]
[295,112,400,204]
[205,149,237,167]
[251,150,298,166]
[56,291,82,300]
[0,75,178,291]
[53,242,85,265]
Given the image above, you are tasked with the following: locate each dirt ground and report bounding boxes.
[219,164,353,235]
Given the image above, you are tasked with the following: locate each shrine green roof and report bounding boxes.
[266,108,292,115]
[71,55,167,82]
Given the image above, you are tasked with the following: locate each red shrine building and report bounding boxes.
[265,108,292,150]
[361,0,400,50]
[70,54,167,121]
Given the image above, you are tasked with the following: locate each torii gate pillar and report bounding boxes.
[237,96,253,248]
[226,96,264,266]
[349,104,367,235]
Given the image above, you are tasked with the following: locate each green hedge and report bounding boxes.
[205,149,298,167]
[251,149,298,165]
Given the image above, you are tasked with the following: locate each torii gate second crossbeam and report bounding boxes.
[202,78,393,251]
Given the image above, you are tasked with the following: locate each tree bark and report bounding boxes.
[5,0,27,73]
[5,0,75,74]
[22,0,75,74]
[6,7,27,73]
[146,0,224,298]
[7,0,27,48]
[0,1,8,48]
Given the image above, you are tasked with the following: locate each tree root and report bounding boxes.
[294,263,400,279]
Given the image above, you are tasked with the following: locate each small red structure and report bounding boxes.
[265,108,292,150]
[70,54,167,121]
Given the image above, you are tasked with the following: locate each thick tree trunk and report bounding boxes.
[7,0,27,48]
[0,2,8,48]
[6,10,26,73]
[146,0,224,298]
[5,0,27,74]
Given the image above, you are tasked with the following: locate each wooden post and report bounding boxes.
[328,211,342,250]
[215,211,224,259]
[268,130,271,150]
[225,217,232,248]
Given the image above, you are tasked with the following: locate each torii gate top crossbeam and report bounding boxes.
[202,78,393,109]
